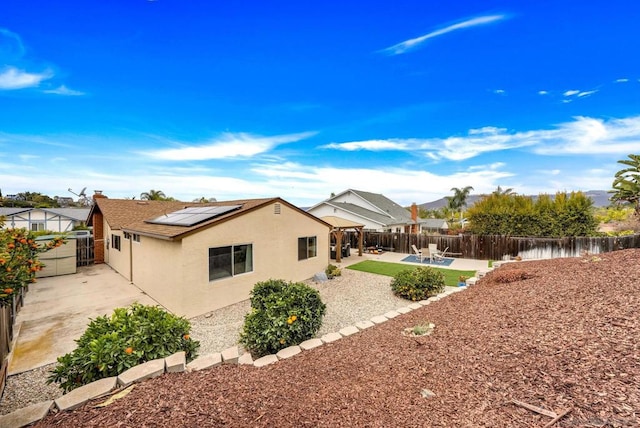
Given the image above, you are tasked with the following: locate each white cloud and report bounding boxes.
[322,115,640,161]
[0,66,53,90]
[468,126,507,135]
[533,116,640,155]
[142,131,317,161]
[538,169,561,176]
[43,85,85,96]
[577,90,598,97]
[381,14,507,55]
[538,90,548,95]
[615,78,629,83]
[562,88,598,99]
[493,89,506,95]
[320,140,409,151]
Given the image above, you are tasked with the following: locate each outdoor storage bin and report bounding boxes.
[35,235,77,277]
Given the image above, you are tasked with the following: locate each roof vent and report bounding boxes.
[274,203,281,214]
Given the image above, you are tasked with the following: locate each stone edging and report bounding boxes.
[0,268,492,427]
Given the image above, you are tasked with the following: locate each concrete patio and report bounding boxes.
[8,264,160,375]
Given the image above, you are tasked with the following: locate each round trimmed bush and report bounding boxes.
[47,303,199,392]
[240,279,326,358]
[390,267,445,301]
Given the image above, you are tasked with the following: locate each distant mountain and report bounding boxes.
[419,190,612,211]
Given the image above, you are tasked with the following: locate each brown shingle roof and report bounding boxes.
[90,197,330,240]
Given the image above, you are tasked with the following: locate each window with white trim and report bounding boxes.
[298,236,317,260]
[209,244,253,281]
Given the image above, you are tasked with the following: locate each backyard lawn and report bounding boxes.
[347,260,476,286]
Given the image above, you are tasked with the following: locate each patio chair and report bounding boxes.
[411,244,425,262]
[428,243,448,263]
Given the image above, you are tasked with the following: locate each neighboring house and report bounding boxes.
[87,196,331,318]
[417,218,449,235]
[0,207,90,232]
[307,189,415,232]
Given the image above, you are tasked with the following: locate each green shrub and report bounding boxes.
[47,303,199,392]
[390,267,445,301]
[240,279,326,358]
[325,264,341,278]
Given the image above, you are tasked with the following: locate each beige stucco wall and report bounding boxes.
[102,223,131,280]
[129,202,331,318]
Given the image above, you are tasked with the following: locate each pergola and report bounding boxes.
[320,216,364,263]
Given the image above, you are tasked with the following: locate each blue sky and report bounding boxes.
[1,1,639,207]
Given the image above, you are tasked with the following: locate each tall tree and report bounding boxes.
[610,154,640,217]
[140,190,167,201]
[447,186,474,220]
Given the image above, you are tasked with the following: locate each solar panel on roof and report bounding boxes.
[145,204,242,227]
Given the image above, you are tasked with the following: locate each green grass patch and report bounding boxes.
[347,260,475,287]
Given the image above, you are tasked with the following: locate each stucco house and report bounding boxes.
[307,189,416,232]
[87,195,331,318]
[0,207,90,232]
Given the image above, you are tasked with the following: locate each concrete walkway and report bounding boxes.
[8,264,159,375]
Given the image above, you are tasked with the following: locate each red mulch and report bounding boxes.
[35,249,640,427]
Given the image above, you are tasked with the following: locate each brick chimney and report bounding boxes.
[411,203,418,233]
[92,190,107,202]
[92,191,107,264]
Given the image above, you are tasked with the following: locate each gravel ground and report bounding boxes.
[1,268,403,415]
[189,268,405,356]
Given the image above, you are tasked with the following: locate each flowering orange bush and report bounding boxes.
[0,228,65,306]
[240,279,326,357]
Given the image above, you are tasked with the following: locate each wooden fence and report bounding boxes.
[0,288,26,398]
[347,232,640,260]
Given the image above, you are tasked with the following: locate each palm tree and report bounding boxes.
[447,186,474,222]
[610,154,640,216]
[492,185,515,196]
[140,189,167,201]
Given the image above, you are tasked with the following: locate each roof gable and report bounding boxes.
[0,207,90,222]
[349,189,412,223]
[309,189,412,226]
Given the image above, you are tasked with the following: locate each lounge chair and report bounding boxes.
[428,243,448,263]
